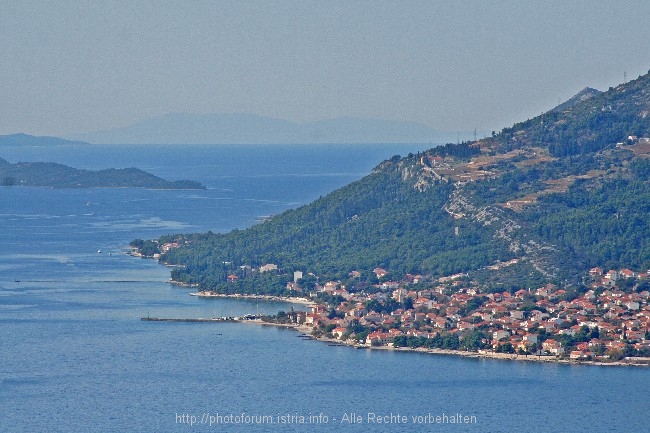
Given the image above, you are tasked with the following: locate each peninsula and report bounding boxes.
[0,157,205,189]
[133,71,650,364]
[0,133,204,189]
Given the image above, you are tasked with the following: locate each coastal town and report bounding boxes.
[136,119,650,369]
[192,264,650,365]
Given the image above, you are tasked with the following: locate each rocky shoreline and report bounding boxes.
[150,290,649,367]
[140,288,650,368]
[236,318,649,367]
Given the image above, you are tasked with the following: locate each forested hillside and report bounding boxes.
[135,70,650,295]
[156,154,512,292]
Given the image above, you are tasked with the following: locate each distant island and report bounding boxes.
[67,113,473,145]
[0,157,205,189]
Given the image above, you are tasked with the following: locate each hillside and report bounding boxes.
[550,87,601,113]
[0,158,205,189]
[135,71,650,295]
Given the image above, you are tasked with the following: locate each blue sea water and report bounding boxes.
[0,144,648,433]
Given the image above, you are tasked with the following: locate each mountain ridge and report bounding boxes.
[551,87,602,113]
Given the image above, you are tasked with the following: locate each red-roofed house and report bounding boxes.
[590,267,604,276]
[542,339,564,355]
[373,268,388,279]
[332,327,347,339]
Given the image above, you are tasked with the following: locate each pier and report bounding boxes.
[141,314,261,323]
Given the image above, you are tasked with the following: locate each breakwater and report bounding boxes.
[141,314,260,323]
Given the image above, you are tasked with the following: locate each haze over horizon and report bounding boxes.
[2,1,649,138]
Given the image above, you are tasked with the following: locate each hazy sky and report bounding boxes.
[2,0,649,137]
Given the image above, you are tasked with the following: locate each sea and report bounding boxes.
[0,143,647,433]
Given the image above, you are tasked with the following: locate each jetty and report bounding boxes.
[141,317,235,322]
[141,314,261,323]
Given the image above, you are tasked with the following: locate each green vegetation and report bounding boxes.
[158,159,512,294]
[134,70,650,296]
[129,239,160,257]
[393,330,486,351]
[492,71,650,156]
[532,170,650,271]
[0,158,205,189]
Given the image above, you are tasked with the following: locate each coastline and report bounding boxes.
[132,258,650,367]
[130,257,649,368]
[237,319,650,368]
[189,290,316,307]
[142,291,650,368]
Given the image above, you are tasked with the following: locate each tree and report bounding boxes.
[590,326,600,339]
[459,330,486,351]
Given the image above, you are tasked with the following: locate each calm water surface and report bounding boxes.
[1,144,647,432]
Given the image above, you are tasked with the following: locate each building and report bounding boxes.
[259,263,278,273]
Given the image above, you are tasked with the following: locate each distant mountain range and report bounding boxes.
[67,113,471,145]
